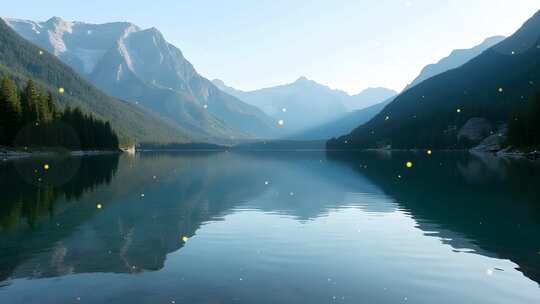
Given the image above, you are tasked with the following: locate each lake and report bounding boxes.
[0,151,539,303]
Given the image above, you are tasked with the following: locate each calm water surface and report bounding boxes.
[0,151,539,303]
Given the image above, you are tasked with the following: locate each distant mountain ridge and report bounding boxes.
[5,17,277,141]
[405,36,505,90]
[346,87,397,110]
[213,77,396,134]
[213,77,349,133]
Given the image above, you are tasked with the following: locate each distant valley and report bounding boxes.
[213,77,396,135]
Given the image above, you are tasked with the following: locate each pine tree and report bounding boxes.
[21,79,39,124]
[45,92,58,120]
[1,77,119,150]
[36,88,52,122]
[0,76,22,145]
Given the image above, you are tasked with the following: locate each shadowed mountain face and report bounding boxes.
[404,36,505,91]
[329,10,540,150]
[5,17,277,141]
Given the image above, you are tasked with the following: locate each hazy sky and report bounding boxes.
[3,1,539,93]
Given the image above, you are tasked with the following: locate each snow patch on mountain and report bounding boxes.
[46,17,74,55]
[2,18,42,35]
[116,64,123,81]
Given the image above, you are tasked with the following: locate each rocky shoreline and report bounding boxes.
[481,148,540,161]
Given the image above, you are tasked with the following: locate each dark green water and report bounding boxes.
[0,151,539,303]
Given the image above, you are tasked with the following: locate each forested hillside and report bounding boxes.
[0,77,119,150]
[508,90,540,149]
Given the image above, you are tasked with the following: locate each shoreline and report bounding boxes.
[327,147,540,161]
[2,146,538,162]
[1,148,122,161]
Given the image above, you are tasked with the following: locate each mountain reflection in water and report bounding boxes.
[0,151,538,304]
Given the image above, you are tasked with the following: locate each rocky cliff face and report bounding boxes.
[472,124,508,153]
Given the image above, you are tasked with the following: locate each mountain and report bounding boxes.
[316,36,503,142]
[405,36,505,91]
[214,76,349,133]
[275,36,501,139]
[214,77,397,135]
[5,17,276,140]
[0,18,192,145]
[291,97,394,140]
[328,10,540,150]
[346,87,396,110]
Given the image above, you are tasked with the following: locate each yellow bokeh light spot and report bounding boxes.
[96,203,103,209]
[498,87,504,93]
[39,50,44,55]
[456,108,461,113]
[427,150,432,155]
[406,161,413,168]
[58,87,65,94]
[277,120,285,126]
[182,236,189,242]
[43,164,50,170]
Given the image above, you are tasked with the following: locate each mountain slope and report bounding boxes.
[328,10,540,150]
[291,97,394,140]
[6,17,276,139]
[405,36,505,91]
[0,18,191,144]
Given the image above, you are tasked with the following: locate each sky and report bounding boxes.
[3,0,539,94]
